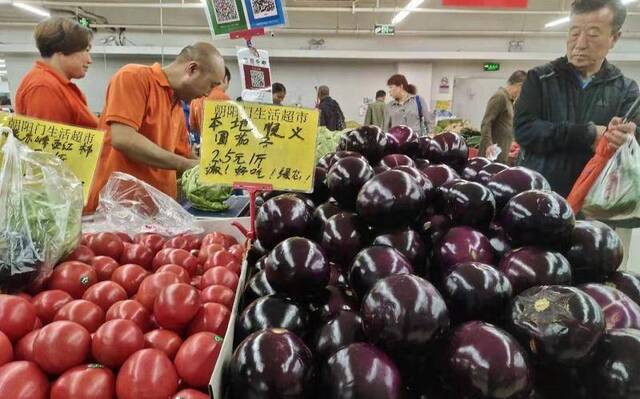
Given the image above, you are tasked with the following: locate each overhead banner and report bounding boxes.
[203,0,286,38]
[442,0,527,7]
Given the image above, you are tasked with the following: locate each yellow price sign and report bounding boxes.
[435,100,452,111]
[0,112,105,205]
[200,101,319,192]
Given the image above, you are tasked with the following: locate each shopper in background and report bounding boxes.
[478,70,527,164]
[15,17,98,128]
[385,74,429,136]
[272,82,286,105]
[317,85,346,131]
[364,90,387,128]
[0,96,12,113]
[86,42,225,211]
[189,66,231,134]
[515,0,639,197]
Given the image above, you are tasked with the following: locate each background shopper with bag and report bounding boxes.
[385,74,430,136]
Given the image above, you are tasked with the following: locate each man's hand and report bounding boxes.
[178,158,199,174]
[593,125,607,150]
[606,117,636,150]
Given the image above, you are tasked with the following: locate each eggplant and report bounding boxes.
[314,310,365,360]
[388,125,419,157]
[580,284,640,330]
[380,154,415,169]
[444,180,496,229]
[487,223,513,259]
[418,213,452,248]
[318,152,334,169]
[421,164,460,188]
[311,202,341,240]
[256,194,313,250]
[393,166,436,203]
[498,247,572,295]
[311,166,331,205]
[436,226,495,275]
[242,269,275,308]
[236,295,309,343]
[475,162,508,186]
[348,246,413,299]
[338,126,388,164]
[462,157,492,181]
[432,132,469,173]
[307,285,359,325]
[327,156,375,211]
[329,151,369,168]
[384,133,400,155]
[320,212,370,267]
[328,262,348,287]
[607,271,640,305]
[487,167,551,211]
[587,328,640,399]
[373,229,428,276]
[417,135,442,162]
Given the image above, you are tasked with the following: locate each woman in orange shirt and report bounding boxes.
[15,17,98,128]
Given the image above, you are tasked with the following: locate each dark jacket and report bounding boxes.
[514,56,640,197]
[319,96,346,131]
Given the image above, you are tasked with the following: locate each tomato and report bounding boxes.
[134,233,167,254]
[31,290,72,324]
[203,257,241,275]
[0,361,49,399]
[106,299,153,332]
[90,256,120,281]
[208,250,239,269]
[34,321,90,374]
[197,244,224,264]
[172,388,209,399]
[120,243,154,270]
[32,318,42,330]
[191,275,202,288]
[153,284,201,330]
[181,234,203,251]
[153,249,199,276]
[15,329,39,362]
[111,264,150,297]
[0,331,13,367]
[64,245,95,264]
[156,264,190,284]
[200,267,239,291]
[48,261,98,298]
[88,232,124,260]
[0,295,37,342]
[82,233,93,246]
[54,300,105,333]
[163,236,190,250]
[114,232,132,243]
[202,232,237,249]
[152,248,174,269]
[116,349,178,399]
[187,302,230,336]
[50,363,115,399]
[174,332,223,388]
[228,244,245,261]
[136,272,181,311]
[92,319,145,368]
[144,329,182,360]
[200,285,235,308]
[82,281,128,312]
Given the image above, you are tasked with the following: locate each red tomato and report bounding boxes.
[64,245,95,264]
[88,232,124,260]
[181,234,203,251]
[174,332,223,388]
[163,236,190,250]
[31,290,72,324]
[172,389,209,399]
[152,248,174,270]
[191,275,203,288]
[32,318,42,330]
[156,264,190,284]
[111,264,150,297]
[114,232,132,243]
[187,303,230,336]
[15,292,32,302]
[208,250,239,268]
[197,243,225,264]
[90,256,120,281]
[50,363,115,399]
[0,295,37,342]
[81,233,93,246]
[106,300,154,332]
[92,319,145,368]
[153,284,201,331]
[120,243,154,270]
[15,329,39,362]
[0,331,13,367]
[48,261,98,299]
[200,285,235,308]
[134,233,167,254]
[82,281,128,312]
[33,321,90,374]
[200,267,239,291]
[136,272,181,311]
[0,361,49,399]
[116,349,178,399]
[154,249,199,276]
[144,329,182,360]
[54,300,105,333]
[203,257,241,275]
[202,232,237,249]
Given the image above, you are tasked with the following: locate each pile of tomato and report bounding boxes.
[0,230,244,399]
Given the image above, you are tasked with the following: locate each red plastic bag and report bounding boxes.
[567,137,616,213]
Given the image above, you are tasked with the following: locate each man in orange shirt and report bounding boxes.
[86,42,225,211]
[189,66,231,134]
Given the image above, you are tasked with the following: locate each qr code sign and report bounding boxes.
[250,0,277,18]
[250,70,266,89]
[213,0,240,24]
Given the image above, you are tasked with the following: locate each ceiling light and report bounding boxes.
[391,0,424,26]
[12,2,51,18]
[545,0,637,29]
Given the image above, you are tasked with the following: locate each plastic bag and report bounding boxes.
[85,172,203,236]
[582,136,640,220]
[0,129,83,292]
[486,144,502,161]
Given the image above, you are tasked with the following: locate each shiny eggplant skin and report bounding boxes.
[320,212,371,267]
[311,202,341,240]
[348,246,413,299]
[432,132,469,173]
[388,125,419,157]
[373,229,428,276]
[242,269,275,309]
[380,154,415,169]
[421,164,460,188]
[444,181,497,229]
[498,247,572,295]
[327,156,375,211]
[338,126,388,164]
[462,157,492,181]
[607,271,640,306]
[475,162,509,186]
[314,310,365,360]
[580,283,640,330]
[236,295,309,343]
[587,328,640,399]
[256,194,312,250]
[436,226,495,275]
[487,167,551,211]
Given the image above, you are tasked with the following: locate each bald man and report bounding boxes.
[86,42,225,211]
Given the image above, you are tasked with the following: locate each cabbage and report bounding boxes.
[316,127,345,162]
[181,166,232,212]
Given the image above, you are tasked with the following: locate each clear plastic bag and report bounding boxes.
[85,172,203,236]
[582,136,640,220]
[0,129,83,292]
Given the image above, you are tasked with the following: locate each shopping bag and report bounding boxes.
[567,136,616,213]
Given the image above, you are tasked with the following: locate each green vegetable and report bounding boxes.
[316,127,346,162]
[181,166,232,212]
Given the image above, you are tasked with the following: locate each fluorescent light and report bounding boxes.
[622,0,638,4]
[391,0,424,26]
[12,2,51,18]
[544,16,570,28]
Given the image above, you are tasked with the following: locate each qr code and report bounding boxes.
[250,69,266,89]
[213,0,240,24]
[250,0,277,18]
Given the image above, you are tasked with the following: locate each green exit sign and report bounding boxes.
[484,62,501,72]
[374,24,395,36]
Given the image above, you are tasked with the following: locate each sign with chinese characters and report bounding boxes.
[199,101,319,192]
[0,112,105,204]
[203,0,285,39]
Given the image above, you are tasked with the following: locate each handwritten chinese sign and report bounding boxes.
[0,112,105,204]
[200,101,319,192]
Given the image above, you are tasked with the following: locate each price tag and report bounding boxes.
[199,101,319,192]
[0,112,105,205]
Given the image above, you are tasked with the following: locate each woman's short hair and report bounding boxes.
[34,17,93,58]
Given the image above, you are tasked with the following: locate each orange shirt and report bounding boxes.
[86,63,190,212]
[189,86,230,134]
[15,61,99,129]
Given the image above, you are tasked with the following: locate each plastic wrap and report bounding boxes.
[180,166,232,212]
[0,129,83,292]
[582,136,640,220]
[85,172,203,236]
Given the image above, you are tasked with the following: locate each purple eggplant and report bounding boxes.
[312,202,341,238]
[327,156,375,211]
[388,125,419,157]
[256,194,313,250]
[307,285,359,325]
[314,310,365,360]
[487,167,551,211]
[462,157,492,180]
[339,126,388,164]
[487,223,513,259]
[348,246,413,299]
[393,166,436,202]
[417,136,441,162]
[444,181,497,229]
[421,164,460,188]
[418,213,452,248]
[228,328,313,399]
[414,158,431,171]
[436,226,495,275]
[236,295,309,342]
[373,229,428,275]
[580,283,640,330]
[242,269,275,307]
[475,162,509,186]
[498,247,572,295]
[380,154,416,169]
[588,328,640,399]
[328,262,348,287]
[607,271,640,306]
[329,150,369,168]
[432,132,469,172]
[311,166,331,205]
[318,152,334,169]
[384,133,400,155]
[320,212,370,266]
